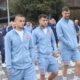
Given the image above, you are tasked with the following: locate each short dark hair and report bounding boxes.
[38,14,48,20]
[62,6,70,12]
[15,14,25,19]
[50,18,55,20]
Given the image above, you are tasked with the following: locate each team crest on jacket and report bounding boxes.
[65,60,68,64]
[41,69,44,73]
[70,24,73,28]
[26,35,29,40]
[49,32,51,35]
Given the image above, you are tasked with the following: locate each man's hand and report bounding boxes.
[8,71,12,74]
[35,61,38,65]
[76,32,79,36]
[7,68,12,74]
[58,51,61,55]
[53,53,57,57]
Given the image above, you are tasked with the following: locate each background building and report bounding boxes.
[67,0,80,21]
[68,0,80,8]
[0,0,7,10]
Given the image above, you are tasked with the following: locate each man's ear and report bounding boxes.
[39,19,41,24]
[62,12,63,16]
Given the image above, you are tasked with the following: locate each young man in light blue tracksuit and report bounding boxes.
[24,25,33,33]
[56,7,80,80]
[24,22,33,33]
[5,14,37,80]
[32,14,58,80]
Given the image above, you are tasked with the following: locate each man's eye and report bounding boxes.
[23,21,25,22]
[20,20,22,22]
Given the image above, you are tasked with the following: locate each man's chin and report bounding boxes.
[65,18,69,20]
[20,27,24,29]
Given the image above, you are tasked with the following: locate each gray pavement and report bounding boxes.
[0,45,80,80]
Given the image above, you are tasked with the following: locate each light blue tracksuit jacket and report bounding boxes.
[56,18,78,51]
[24,25,33,33]
[32,26,57,58]
[5,29,35,71]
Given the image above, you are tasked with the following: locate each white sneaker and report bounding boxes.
[2,63,6,67]
[70,79,80,80]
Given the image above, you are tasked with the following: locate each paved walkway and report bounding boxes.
[0,44,80,80]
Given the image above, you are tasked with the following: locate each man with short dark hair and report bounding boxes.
[24,21,33,33]
[32,14,58,80]
[5,14,37,80]
[56,6,80,80]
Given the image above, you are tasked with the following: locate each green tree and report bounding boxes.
[9,0,67,22]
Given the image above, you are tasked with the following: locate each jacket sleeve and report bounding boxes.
[5,33,12,71]
[29,34,35,63]
[51,28,58,54]
[56,22,74,49]
[32,30,38,61]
